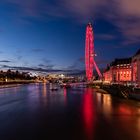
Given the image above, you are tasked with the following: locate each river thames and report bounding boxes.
[0,83,140,140]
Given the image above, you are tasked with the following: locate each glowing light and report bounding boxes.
[43,83,47,97]
[63,88,67,105]
[83,88,95,139]
[85,24,94,81]
[85,23,102,81]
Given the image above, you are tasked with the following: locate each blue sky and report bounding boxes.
[0,0,140,73]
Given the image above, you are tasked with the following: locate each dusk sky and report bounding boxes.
[0,0,140,73]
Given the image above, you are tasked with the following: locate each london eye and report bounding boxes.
[85,23,102,81]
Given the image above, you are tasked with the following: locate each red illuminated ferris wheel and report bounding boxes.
[85,23,102,81]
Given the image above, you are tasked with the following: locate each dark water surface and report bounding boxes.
[0,83,140,140]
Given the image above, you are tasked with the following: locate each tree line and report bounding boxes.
[0,69,36,81]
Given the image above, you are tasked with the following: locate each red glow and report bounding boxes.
[103,67,132,82]
[83,88,95,139]
[85,24,94,81]
[63,87,67,105]
[132,62,137,82]
[118,105,132,115]
[85,23,102,81]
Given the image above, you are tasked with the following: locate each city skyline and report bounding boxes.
[0,0,140,73]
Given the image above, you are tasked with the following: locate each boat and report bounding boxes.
[60,83,71,88]
[50,88,58,91]
[50,83,58,91]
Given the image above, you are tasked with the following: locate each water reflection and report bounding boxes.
[118,104,132,115]
[63,87,67,105]
[102,94,112,118]
[27,84,40,111]
[116,103,140,139]
[0,85,140,140]
[43,83,47,98]
[73,88,140,140]
[138,114,140,132]
[95,92,113,119]
[82,88,95,140]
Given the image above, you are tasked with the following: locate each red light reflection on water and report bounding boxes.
[116,104,140,139]
[118,105,132,115]
[83,88,95,140]
[63,88,67,105]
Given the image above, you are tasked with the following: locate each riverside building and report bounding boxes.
[103,49,140,87]
[131,49,140,87]
[103,58,132,84]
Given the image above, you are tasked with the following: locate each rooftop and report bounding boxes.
[110,58,132,66]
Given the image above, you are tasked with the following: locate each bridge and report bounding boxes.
[61,80,103,88]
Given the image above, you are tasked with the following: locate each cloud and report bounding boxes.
[62,0,95,18]
[31,48,45,52]
[0,64,61,73]
[38,64,54,69]
[0,60,11,63]
[2,0,67,20]
[116,18,140,45]
[2,0,140,46]
[62,0,140,19]
[17,55,23,60]
[96,59,110,65]
[66,58,84,70]
[4,0,40,17]
[78,57,84,63]
[63,0,140,45]
[41,58,52,64]
[119,0,140,16]
[38,64,44,67]
[95,34,116,41]
[37,58,55,70]
[3,0,140,19]
[0,64,84,75]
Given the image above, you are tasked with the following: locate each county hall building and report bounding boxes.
[103,58,132,84]
[103,49,140,87]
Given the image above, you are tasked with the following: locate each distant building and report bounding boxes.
[103,58,132,84]
[132,49,140,87]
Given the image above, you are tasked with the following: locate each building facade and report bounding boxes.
[103,58,132,84]
[103,49,140,87]
[132,49,140,87]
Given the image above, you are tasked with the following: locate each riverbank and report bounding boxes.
[99,84,140,101]
[0,80,37,89]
